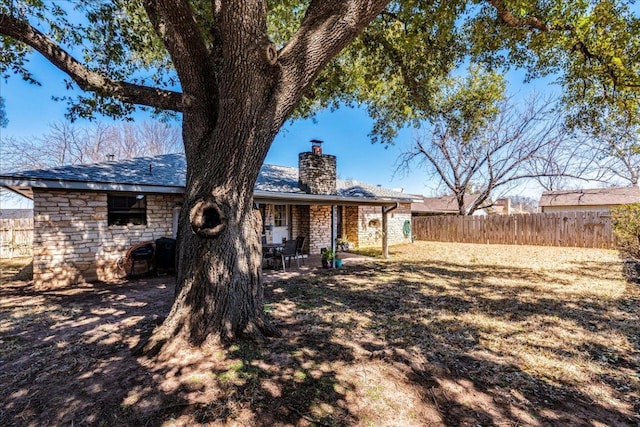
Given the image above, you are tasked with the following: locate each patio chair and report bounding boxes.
[278,239,300,272]
[295,236,306,265]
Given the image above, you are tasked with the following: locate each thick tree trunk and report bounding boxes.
[145,198,278,355]
[141,35,283,355]
[142,119,281,355]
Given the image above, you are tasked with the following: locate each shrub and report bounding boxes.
[612,203,640,259]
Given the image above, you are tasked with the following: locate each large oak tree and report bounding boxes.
[1,1,638,355]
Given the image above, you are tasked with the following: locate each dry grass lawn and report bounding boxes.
[0,242,638,426]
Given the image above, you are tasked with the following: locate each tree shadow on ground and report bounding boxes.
[264,258,639,426]
[0,276,357,426]
[1,253,638,426]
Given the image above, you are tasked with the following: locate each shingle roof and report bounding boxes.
[5,153,187,188]
[255,164,409,199]
[2,153,411,202]
[411,194,482,214]
[539,186,640,207]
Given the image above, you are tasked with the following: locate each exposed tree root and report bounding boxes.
[133,311,281,358]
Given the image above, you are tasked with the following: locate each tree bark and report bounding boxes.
[142,105,283,355]
[141,59,283,356]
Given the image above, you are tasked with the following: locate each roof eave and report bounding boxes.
[0,177,411,206]
[253,190,410,206]
[0,177,184,195]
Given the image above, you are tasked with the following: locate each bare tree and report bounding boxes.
[509,195,539,213]
[1,120,182,171]
[580,120,640,187]
[400,93,580,215]
[1,120,182,207]
[525,128,601,191]
[549,99,640,188]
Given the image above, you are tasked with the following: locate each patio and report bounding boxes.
[262,251,372,283]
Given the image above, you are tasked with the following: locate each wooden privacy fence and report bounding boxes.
[412,212,615,249]
[0,218,34,258]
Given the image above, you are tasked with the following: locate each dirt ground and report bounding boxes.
[1,243,639,426]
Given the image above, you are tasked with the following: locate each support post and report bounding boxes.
[382,203,399,259]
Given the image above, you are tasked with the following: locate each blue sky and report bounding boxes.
[0,50,552,209]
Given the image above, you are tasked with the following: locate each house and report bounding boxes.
[0,141,413,287]
[483,198,530,215]
[539,186,640,213]
[411,194,485,216]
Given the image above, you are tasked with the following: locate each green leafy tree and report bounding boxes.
[612,203,640,260]
[1,1,638,354]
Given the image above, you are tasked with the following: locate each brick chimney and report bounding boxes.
[298,139,336,195]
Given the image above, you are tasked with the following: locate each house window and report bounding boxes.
[108,194,147,226]
[274,204,287,227]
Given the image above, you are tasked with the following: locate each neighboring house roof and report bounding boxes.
[411,194,483,214]
[539,186,640,208]
[0,153,412,205]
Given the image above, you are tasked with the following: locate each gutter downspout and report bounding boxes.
[382,202,399,259]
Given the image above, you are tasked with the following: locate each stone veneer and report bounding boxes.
[298,152,337,195]
[343,206,360,247]
[291,205,310,253]
[33,189,182,287]
[355,204,412,248]
[261,203,412,254]
[308,205,332,254]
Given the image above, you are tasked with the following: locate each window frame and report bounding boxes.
[273,204,288,227]
[107,194,148,226]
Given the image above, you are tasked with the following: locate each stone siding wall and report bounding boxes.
[308,205,332,254]
[298,152,337,195]
[291,205,310,254]
[356,203,412,248]
[357,206,383,248]
[33,189,181,287]
[386,203,413,245]
[343,206,359,248]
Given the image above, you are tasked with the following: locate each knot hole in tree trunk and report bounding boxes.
[266,43,277,65]
[189,197,227,238]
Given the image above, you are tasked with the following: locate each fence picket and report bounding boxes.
[0,218,34,258]
[412,212,615,249]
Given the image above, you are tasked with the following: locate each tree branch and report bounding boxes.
[141,0,216,102]
[273,0,390,128]
[0,13,183,112]
[485,0,554,32]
